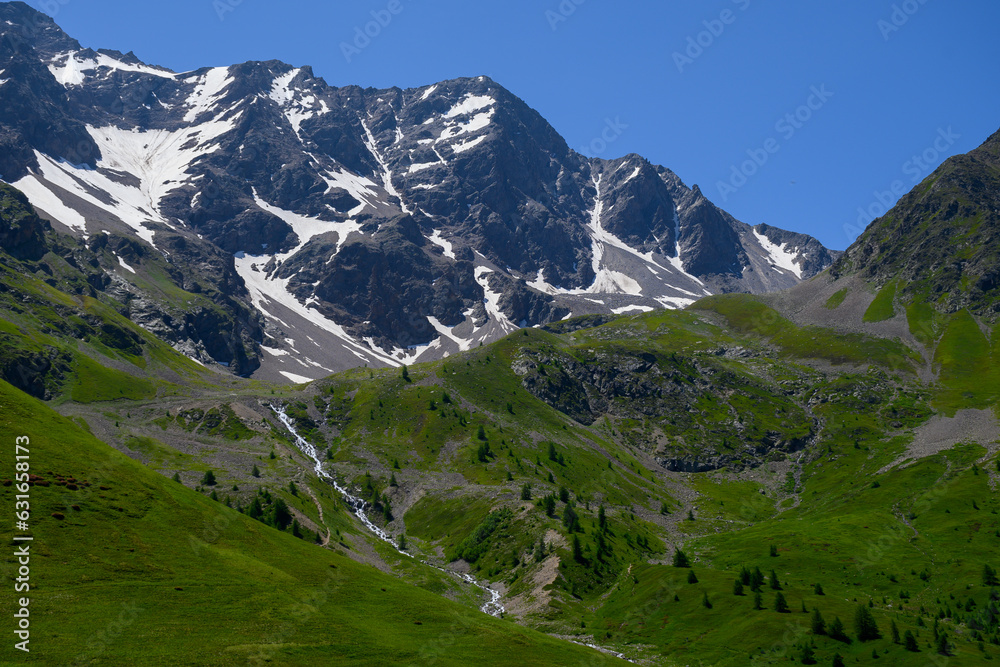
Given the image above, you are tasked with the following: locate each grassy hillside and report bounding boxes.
[0,379,625,665]
[57,300,1000,664]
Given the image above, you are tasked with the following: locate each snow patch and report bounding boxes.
[753,229,803,278]
[474,266,518,334]
[279,371,314,384]
[10,172,88,232]
[445,94,494,118]
[428,229,456,259]
[253,191,361,257]
[116,255,136,273]
[183,67,233,123]
[235,254,401,367]
[451,135,487,154]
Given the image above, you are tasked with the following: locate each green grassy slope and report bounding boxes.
[0,380,623,666]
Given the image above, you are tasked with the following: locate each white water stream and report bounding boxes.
[271,405,504,616]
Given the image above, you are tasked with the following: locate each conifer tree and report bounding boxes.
[903,629,919,652]
[672,548,691,568]
[733,579,744,596]
[687,570,698,584]
[753,590,763,610]
[828,617,850,643]
[890,619,900,644]
[774,592,789,613]
[811,608,826,635]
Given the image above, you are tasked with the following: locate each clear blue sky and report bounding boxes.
[32,0,1000,250]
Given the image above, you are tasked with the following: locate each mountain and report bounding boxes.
[832,127,1000,317]
[0,1,837,383]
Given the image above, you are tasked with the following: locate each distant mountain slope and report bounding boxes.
[832,127,1000,317]
[0,1,837,382]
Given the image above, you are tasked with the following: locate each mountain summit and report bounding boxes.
[0,2,837,381]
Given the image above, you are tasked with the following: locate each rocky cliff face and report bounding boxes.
[0,1,838,381]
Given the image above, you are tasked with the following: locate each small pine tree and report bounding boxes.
[740,566,751,585]
[660,501,671,515]
[559,486,570,503]
[209,489,218,501]
[799,643,816,665]
[172,472,181,483]
[903,629,919,652]
[291,519,302,539]
[672,548,691,568]
[751,566,765,592]
[398,533,407,551]
[521,484,532,501]
[547,471,554,483]
[814,582,825,595]
[534,538,546,562]
[269,451,276,460]
[811,607,826,635]
[686,509,695,521]
[774,592,789,613]
[477,424,487,441]
[572,535,583,562]
[828,617,850,643]
[201,470,217,486]
[984,564,999,586]
[543,495,556,517]
[687,570,699,584]
[251,464,260,478]
[289,481,298,496]
[891,619,900,644]
[936,630,950,656]
[832,653,845,667]
[401,365,410,381]
[390,473,398,487]
[733,579,744,596]
[548,442,558,462]
[769,544,778,557]
[854,604,881,642]
[770,569,782,590]
[598,505,607,532]
[505,471,513,482]
[702,592,712,609]
[753,590,763,610]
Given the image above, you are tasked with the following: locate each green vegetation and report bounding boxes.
[825,288,849,309]
[0,380,621,665]
[863,280,898,322]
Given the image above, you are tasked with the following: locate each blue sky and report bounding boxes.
[34,0,1000,250]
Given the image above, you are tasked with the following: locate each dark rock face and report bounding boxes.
[511,345,815,471]
[0,183,48,259]
[0,3,838,378]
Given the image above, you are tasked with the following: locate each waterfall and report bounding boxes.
[271,405,505,617]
